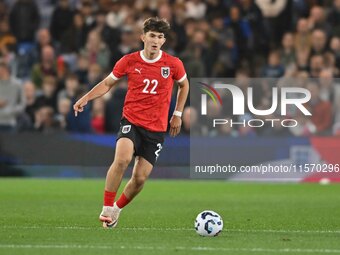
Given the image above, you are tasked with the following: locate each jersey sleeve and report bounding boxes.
[173,58,187,83]
[110,56,129,80]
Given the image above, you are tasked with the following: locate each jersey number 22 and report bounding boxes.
[142,79,158,94]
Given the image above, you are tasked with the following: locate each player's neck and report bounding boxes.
[142,49,161,60]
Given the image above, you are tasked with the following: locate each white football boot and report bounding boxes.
[99,203,121,228]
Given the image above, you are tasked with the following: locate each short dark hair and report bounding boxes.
[143,17,170,36]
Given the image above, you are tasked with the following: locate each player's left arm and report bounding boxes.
[169,78,189,137]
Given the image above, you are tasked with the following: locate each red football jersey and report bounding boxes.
[110,50,186,132]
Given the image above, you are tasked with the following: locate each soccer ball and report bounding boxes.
[194,210,223,237]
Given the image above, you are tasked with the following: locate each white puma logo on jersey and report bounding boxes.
[135,68,142,74]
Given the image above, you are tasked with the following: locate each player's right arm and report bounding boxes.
[74,55,128,116]
[73,75,117,116]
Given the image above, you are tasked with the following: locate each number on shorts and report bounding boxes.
[155,143,162,160]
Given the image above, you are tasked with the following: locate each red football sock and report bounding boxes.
[103,190,116,206]
[116,193,131,209]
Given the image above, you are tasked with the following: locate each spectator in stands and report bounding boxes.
[180,30,207,77]
[66,88,92,133]
[224,5,252,64]
[295,47,310,72]
[0,62,24,131]
[308,6,332,37]
[50,0,75,44]
[280,32,296,68]
[34,28,53,62]
[9,0,40,44]
[34,105,60,134]
[60,12,87,54]
[0,19,16,58]
[78,0,96,36]
[106,0,126,29]
[31,45,57,88]
[330,36,340,69]
[87,63,103,89]
[261,50,285,78]
[328,0,340,37]
[159,2,187,53]
[58,73,80,102]
[185,0,207,20]
[80,30,110,72]
[294,18,312,60]
[310,29,329,58]
[255,0,291,47]
[74,53,89,84]
[92,10,119,55]
[309,54,324,78]
[22,80,37,128]
[240,0,268,60]
[91,97,105,134]
[55,97,71,130]
[210,16,236,77]
[35,75,58,112]
[110,25,140,66]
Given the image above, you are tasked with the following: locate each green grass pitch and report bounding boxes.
[0,179,340,255]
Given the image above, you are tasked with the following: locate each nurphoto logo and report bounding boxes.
[200,83,311,128]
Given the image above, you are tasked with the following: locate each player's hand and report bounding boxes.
[73,97,88,117]
[169,115,182,137]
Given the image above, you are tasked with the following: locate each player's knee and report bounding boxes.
[132,175,147,187]
[114,157,131,170]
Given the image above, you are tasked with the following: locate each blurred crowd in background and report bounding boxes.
[0,0,339,136]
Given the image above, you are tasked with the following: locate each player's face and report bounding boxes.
[141,31,166,55]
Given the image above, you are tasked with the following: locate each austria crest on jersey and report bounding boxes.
[161,67,170,78]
